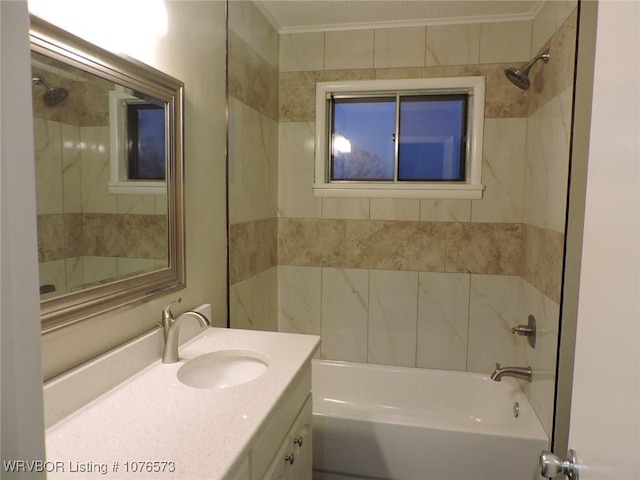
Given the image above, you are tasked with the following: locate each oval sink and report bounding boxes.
[177,349,269,389]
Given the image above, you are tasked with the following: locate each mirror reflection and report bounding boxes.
[30,15,185,331]
[33,51,169,300]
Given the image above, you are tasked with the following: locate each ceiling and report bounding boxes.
[255,1,542,34]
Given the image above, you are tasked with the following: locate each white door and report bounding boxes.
[559,1,640,479]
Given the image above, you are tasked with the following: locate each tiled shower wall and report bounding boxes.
[34,65,167,297]
[226,0,577,437]
[228,1,280,331]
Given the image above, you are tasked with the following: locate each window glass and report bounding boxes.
[331,97,395,181]
[127,103,166,180]
[398,95,467,181]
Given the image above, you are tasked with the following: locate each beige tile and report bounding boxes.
[471,117,527,223]
[278,265,322,335]
[280,32,324,72]
[34,118,64,215]
[532,0,577,59]
[368,270,419,366]
[370,199,420,221]
[325,30,374,70]
[61,124,82,214]
[374,67,424,80]
[80,126,116,214]
[278,122,321,218]
[426,24,480,66]
[279,71,317,122]
[321,268,369,362]
[249,1,279,69]
[346,220,446,271]
[417,272,470,371]
[374,27,426,68]
[229,218,277,284]
[467,274,521,373]
[322,198,370,220]
[278,218,346,267]
[479,21,532,64]
[445,223,522,275]
[64,213,83,258]
[37,214,65,262]
[420,199,471,222]
[228,32,279,121]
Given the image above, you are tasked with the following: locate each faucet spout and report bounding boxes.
[490,363,532,382]
[161,304,211,364]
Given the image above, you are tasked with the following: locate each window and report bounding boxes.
[108,86,167,195]
[315,77,485,199]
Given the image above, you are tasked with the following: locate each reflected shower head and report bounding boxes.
[504,49,550,91]
[32,74,69,106]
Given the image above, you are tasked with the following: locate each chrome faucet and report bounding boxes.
[490,362,532,382]
[159,298,211,363]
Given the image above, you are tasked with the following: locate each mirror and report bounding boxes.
[30,15,185,332]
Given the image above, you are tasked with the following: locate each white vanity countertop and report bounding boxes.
[45,328,320,479]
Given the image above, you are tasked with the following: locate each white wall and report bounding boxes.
[0,1,46,476]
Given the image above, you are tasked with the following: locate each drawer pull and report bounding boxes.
[285,453,295,465]
[293,436,303,447]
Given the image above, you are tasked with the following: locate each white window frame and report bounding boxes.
[314,77,485,199]
[108,86,167,195]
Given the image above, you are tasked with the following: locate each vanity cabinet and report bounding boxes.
[264,396,312,480]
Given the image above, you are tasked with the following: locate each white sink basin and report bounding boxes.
[177,349,269,389]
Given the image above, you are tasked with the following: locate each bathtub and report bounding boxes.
[312,359,548,480]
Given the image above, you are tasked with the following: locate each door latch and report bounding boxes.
[540,449,579,479]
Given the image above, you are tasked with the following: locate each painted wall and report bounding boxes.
[37,1,228,380]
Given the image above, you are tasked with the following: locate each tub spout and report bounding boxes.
[490,363,532,382]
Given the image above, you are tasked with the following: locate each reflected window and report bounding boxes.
[127,103,166,180]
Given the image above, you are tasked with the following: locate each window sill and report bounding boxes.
[107,181,166,195]
[313,183,484,199]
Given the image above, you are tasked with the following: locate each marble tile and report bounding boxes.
[82,214,166,259]
[417,272,470,371]
[374,67,424,80]
[65,256,85,291]
[374,27,426,68]
[445,223,522,275]
[346,220,446,271]
[524,88,572,232]
[82,256,117,285]
[116,195,156,215]
[116,258,157,277]
[249,1,279,69]
[280,32,324,72]
[278,121,321,218]
[278,265,321,335]
[80,126,116,214]
[518,279,560,437]
[229,275,255,331]
[479,21,532,64]
[39,260,68,299]
[255,268,278,332]
[60,123,82,214]
[229,218,277,284]
[529,7,577,114]
[532,0,577,55]
[321,268,369,362]
[426,24,480,66]
[467,274,521,373]
[421,64,528,118]
[368,270,419,367]
[522,224,565,304]
[228,0,252,43]
[278,218,346,267]
[37,214,65,262]
[228,32,279,121]
[64,213,84,258]
[322,198,370,220]
[370,199,420,221]
[279,71,318,123]
[228,98,277,223]
[325,30,374,70]
[34,118,64,215]
[471,117,527,223]
[419,199,471,222]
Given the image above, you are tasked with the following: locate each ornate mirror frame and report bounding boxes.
[31,15,186,332]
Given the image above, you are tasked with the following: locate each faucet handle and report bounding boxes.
[162,298,182,321]
[494,362,501,370]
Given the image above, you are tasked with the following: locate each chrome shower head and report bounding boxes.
[32,74,69,106]
[504,49,550,91]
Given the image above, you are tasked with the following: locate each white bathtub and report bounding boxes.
[312,359,548,480]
